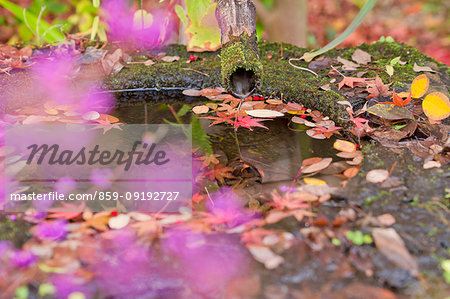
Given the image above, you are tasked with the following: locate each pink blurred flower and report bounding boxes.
[206,187,257,227]
[11,250,37,268]
[31,54,114,114]
[163,229,251,295]
[102,0,176,49]
[51,274,95,299]
[35,219,68,242]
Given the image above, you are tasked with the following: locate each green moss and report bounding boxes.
[220,34,263,92]
[105,41,449,128]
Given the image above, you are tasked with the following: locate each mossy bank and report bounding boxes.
[106,41,450,128]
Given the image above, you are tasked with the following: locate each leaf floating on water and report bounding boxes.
[303,178,327,186]
[306,129,326,139]
[422,92,450,121]
[366,103,414,120]
[302,158,332,174]
[372,228,420,277]
[366,169,389,183]
[343,167,359,178]
[333,140,357,153]
[352,49,371,65]
[246,109,284,118]
[192,105,209,114]
[302,157,323,167]
[109,214,130,229]
[410,74,429,98]
[82,111,100,121]
[182,89,201,97]
[412,62,436,73]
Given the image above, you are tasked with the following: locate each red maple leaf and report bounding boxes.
[232,116,270,131]
[201,111,234,126]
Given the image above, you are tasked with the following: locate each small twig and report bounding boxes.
[280,42,283,59]
[182,68,209,77]
[289,58,318,77]
[388,161,397,177]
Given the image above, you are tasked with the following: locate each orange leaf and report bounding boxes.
[343,167,359,178]
[392,89,411,107]
[410,74,429,98]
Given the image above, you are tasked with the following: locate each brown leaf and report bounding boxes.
[352,49,371,65]
[413,62,436,73]
[366,103,414,120]
[182,89,201,96]
[302,158,332,173]
[161,55,180,62]
[343,167,359,178]
[376,214,396,226]
[302,157,323,166]
[337,57,359,71]
[372,228,420,277]
[366,169,389,183]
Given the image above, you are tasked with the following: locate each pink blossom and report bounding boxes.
[34,219,68,242]
[31,54,114,114]
[102,0,176,49]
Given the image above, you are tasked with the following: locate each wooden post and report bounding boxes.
[215,0,263,98]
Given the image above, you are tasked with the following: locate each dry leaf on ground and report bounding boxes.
[366,169,389,183]
[372,228,420,277]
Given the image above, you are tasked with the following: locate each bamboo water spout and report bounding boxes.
[215,0,263,98]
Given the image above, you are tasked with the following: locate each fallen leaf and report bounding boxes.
[109,214,130,229]
[338,77,368,90]
[266,99,283,105]
[366,103,414,120]
[376,214,396,226]
[333,140,356,153]
[302,157,322,166]
[413,62,436,73]
[372,228,420,277]
[352,49,371,65]
[303,177,326,185]
[336,151,362,159]
[337,57,359,71]
[302,158,332,174]
[306,129,326,139]
[82,111,100,121]
[247,245,284,269]
[192,105,209,114]
[246,109,284,118]
[423,160,441,169]
[161,55,180,62]
[343,167,359,178]
[366,169,389,183]
[183,89,201,96]
[422,92,450,121]
[410,74,429,98]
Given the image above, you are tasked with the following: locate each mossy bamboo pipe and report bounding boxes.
[215,0,263,98]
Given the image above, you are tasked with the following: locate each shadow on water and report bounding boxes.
[113,99,338,195]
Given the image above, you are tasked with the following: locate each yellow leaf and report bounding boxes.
[422,92,450,121]
[333,140,356,153]
[410,74,429,98]
[303,177,327,185]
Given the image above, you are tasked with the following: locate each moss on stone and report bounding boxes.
[220,34,263,93]
[105,41,449,128]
